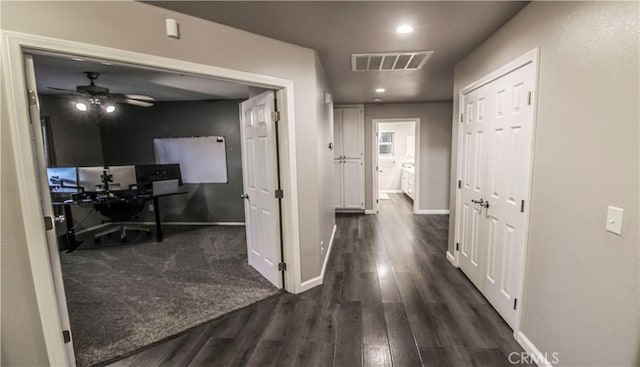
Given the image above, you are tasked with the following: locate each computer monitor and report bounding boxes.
[78,166,107,192]
[46,167,79,193]
[108,165,137,191]
[135,164,183,192]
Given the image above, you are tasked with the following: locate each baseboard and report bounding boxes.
[380,189,403,193]
[364,209,376,215]
[446,251,458,267]
[75,221,244,235]
[299,224,337,292]
[516,331,554,367]
[415,209,450,215]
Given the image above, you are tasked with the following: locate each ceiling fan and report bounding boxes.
[48,72,155,112]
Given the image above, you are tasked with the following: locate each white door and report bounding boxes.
[458,84,491,287]
[25,54,77,365]
[481,63,536,327]
[458,61,536,329]
[240,91,283,288]
[342,160,364,209]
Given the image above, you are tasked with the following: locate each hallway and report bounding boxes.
[109,194,528,366]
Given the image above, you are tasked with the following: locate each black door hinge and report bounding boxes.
[458,180,461,189]
[275,189,284,199]
[513,298,518,310]
[520,200,525,213]
[63,330,71,343]
[278,262,287,271]
[456,243,459,251]
[44,216,53,231]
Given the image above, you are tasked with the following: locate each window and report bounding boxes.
[379,131,394,156]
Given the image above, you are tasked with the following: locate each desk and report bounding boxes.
[54,191,187,251]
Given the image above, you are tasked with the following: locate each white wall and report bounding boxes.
[0,1,334,364]
[449,2,639,365]
[364,102,452,211]
[377,121,415,192]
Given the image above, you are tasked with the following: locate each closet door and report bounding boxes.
[481,63,536,328]
[334,160,343,208]
[458,84,491,287]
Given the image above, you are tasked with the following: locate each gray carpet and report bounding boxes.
[60,225,279,367]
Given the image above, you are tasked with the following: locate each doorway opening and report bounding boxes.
[4,31,299,366]
[372,118,420,214]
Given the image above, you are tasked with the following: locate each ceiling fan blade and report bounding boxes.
[123,99,154,107]
[47,86,81,94]
[124,94,155,102]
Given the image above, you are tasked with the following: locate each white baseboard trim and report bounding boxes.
[415,209,450,215]
[364,209,376,215]
[380,189,403,193]
[75,221,244,235]
[446,251,458,267]
[299,224,337,292]
[516,331,554,367]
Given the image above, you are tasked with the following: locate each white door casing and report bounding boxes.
[24,54,77,365]
[456,50,538,330]
[240,91,283,288]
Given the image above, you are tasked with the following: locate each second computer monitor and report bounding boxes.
[109,165,137,191]
[77,166,107,192]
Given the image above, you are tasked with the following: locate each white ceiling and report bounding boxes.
[147,1,528,103]
[33,53,250,101]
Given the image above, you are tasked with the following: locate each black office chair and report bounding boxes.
[93,197,151,243]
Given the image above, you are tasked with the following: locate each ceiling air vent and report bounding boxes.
[351,51,433,72]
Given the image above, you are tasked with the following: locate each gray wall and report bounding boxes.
[39,94,104,167]
[449,2,639,365]
[0,1,334,364]
[364,102,453,211]
[101,100,245,223]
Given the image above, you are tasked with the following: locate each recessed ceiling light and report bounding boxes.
[375,88,386,93]
[104,105,116,113]
[396,24,413,34]
[372,98,383,102]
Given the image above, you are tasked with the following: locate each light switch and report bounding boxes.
[606,206,624,235]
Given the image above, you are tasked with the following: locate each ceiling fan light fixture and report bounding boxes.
[75,102,88,111]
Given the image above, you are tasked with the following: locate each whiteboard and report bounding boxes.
[154,136,228,183]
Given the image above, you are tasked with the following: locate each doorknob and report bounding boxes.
[240,193,249,200]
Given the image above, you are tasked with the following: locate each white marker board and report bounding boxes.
[154,136,228,183]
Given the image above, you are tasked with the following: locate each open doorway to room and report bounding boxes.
[372,118,420,214]
[25,51,286,366]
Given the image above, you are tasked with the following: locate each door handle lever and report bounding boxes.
[471,199,490,208]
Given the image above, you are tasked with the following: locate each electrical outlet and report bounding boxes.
[148,204,154,212]
[320,240,324,253]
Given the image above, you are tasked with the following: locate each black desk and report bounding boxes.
[54,191,187,251]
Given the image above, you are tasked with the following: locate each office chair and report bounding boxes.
[93,197,152,243]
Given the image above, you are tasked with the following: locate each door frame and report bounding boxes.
[371,118,420,214]
[451,48,540,336]
[2,31,303,366]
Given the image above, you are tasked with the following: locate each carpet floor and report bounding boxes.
[60,225,279,367]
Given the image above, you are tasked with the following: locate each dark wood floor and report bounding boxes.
[106,194,528,367]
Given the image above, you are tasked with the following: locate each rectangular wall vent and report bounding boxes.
[351,51,433,71]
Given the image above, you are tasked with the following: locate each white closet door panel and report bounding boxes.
[341,107,363,159]
[342,160,364,209]
[333,108,343,159]
[334,160,344,208]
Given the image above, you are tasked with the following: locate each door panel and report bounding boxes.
[334,160,343,208]
[333,108,343,159]
[341,107,363,159]
[342,160,363,209]
[240,91,283,288]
